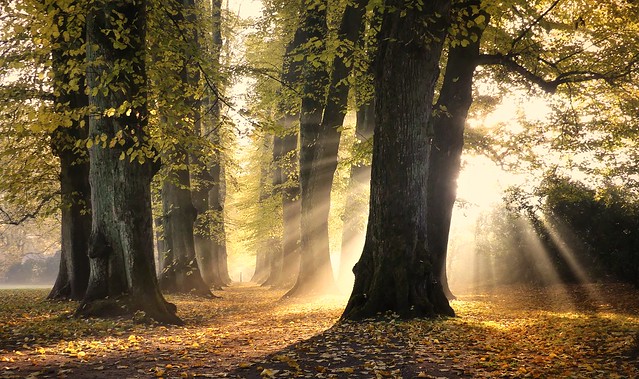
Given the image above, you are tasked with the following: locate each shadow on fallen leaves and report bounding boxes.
[1,283,639,378]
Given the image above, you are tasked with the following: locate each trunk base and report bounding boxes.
[75,295,183,325]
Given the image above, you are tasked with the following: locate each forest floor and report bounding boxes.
[1,283,639,378]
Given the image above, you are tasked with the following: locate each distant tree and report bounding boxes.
[288,0,367,296]
[190,0,231,288]
[152,0,213,297]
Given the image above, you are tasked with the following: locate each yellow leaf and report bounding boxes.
[260,368,279,377]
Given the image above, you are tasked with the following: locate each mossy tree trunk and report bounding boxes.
[342,0,454,320]
[77,0,181,325]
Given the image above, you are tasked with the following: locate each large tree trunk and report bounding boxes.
[49,144,91,300]
[287,0,365,296]
[47,3,91,301]
[337,101,374,292]
[342,0,454,320]
[77,0,181,325]
[159,157,214,297]
[428,5,487,300]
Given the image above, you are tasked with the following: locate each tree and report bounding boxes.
[268,17,305,288]
[426,0,639,300]
[152,0,213,297]
[286,0,333,296]
[0,0,91,300]
[45,0,92,301]
[243,1,304,288]
[287,0,366,296]
[189,0,232,288]
[77,0,181,324]
[342,0,455,319]
[427,2,487,300]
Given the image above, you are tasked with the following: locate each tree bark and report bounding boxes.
[159,157,214,297]
[428,5,487,300]
[47,2,91,301]
[342,0,454,320]
[77,0,182,325]
[49,142,91,300]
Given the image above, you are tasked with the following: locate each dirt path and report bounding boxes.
[2,283,639,378]
[0,284,348,378]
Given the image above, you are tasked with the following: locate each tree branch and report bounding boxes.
[477,53,639,93]
[0,192,59,226]
[511,0,562,50]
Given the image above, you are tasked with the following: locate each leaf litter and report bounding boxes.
[1,283,639,378]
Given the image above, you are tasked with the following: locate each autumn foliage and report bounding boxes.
[1,283,639,378]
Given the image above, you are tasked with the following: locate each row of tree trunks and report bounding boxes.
[428,5,488,301]
[254,24,305,287]
[342,0,455,320]
[203,0,232,287]
[157,0,214,297]
[76,0,182,324]
[159,156,213,297]
[286,0,331,296]
[287,0,366,297]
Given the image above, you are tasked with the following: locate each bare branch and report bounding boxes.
[0,192,59,226]
[477,52,639,93]
[511,0,562,51]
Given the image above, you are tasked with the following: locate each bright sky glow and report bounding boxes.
[228,0,263,19]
